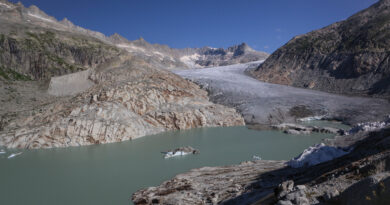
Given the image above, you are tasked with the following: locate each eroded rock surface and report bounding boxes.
[0,0,249,149]
[0,60,244,149]
[132,160,287,205]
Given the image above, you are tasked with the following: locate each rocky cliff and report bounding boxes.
[251,0,390,98]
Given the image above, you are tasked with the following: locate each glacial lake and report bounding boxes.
[0,125,340,205]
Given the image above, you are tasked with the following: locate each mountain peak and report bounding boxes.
[60,17,75,27]
[226,42,255,56]
[109,33,129,44]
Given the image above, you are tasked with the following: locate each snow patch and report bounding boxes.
[116,44,145,52]
[298,115,325,122]
[28,13,55,22]
[287,143,349,168]
[180,53,202,68]
[152,51,164,56]
[0,2,12,9]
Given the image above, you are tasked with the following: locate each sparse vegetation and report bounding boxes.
[0,66,31,81]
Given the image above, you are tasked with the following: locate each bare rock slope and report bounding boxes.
[251,0,390,98]
[0,0,245,149]
[0,56,244,149]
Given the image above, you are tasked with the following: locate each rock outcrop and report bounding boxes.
[271,123,344,135]
[0,58,244,149]
[251,0,390,98]
[132,160,287,205]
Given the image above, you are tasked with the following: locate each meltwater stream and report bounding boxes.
[0,126,339,205]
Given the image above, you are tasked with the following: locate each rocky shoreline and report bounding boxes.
[132,125,390,205]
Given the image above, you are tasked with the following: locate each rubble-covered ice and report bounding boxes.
[174,62,390,125]
[348,116,390,134]
[287,143,349,168]
[163,151,191,158]
[162,146,199,159]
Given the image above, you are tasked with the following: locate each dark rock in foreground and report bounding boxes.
[132,127,390,205]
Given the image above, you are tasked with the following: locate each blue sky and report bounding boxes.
[11,0,378,52]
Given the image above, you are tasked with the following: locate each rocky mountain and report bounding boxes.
[251,0,390,98]
[178,43,269,68]
[0,1,122,80]
[0,0,246,149]
[0,0,268,81]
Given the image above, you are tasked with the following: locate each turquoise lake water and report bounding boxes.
[0,126,337,205]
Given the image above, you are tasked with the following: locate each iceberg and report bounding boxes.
[252,155,262,160]
[7,152,22,159]
[162,146,199,159]
[287,143,349,168]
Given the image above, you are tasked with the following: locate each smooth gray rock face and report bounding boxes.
[48,70,94,96]
[175,62,390,126]
[252,0,390,98]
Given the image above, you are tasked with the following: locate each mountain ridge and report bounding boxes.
[0,0,268,73]
[251,0,390,98]
[0,0,246,149]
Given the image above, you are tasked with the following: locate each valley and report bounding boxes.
[0,0,389,204]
